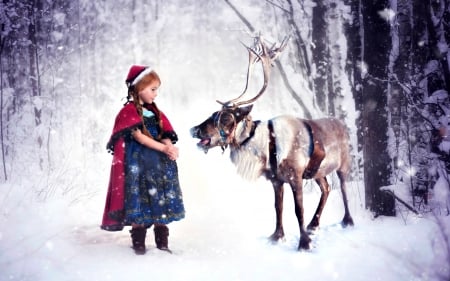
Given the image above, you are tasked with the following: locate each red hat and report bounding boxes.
[125,65,152,86]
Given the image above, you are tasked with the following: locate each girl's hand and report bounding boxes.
[132,130,179,160]
[163,143,179,160]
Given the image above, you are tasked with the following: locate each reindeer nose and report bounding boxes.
[190,127,199,138]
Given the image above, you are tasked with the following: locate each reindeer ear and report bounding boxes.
[237,105,253,116]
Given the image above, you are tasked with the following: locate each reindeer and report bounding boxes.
[190,36,354,250]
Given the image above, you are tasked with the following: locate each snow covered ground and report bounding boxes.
[1,129,449,281]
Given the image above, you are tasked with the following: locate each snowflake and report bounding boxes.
[148,188,157,196]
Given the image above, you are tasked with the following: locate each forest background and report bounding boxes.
[2,0,449,215]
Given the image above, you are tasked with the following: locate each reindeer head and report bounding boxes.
[190,35,288,153]
[190,105,253,153]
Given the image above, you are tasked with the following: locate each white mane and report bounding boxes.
[230,123,269,181]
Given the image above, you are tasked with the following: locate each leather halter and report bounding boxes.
[213,110,262,152]
[213,110,237,152]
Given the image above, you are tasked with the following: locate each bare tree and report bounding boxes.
[0,11,7,180]
[311,1,328,113]
[360,0,396,216]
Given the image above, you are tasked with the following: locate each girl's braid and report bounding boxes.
[129,89,153,138]
[149,102,163,140]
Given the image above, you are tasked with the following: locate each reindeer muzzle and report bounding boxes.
[190,126,211,154]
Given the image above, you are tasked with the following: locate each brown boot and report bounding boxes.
[154,224,171,253]
[130,227,147,255]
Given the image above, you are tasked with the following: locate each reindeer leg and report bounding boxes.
[291,180,311,250]
[269,179,285,242]
[337,170,354,227]
[307,177,330,232]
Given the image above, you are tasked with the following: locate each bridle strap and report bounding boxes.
[302,120,326,179]
[268,120,277,177]
[239,120,260,147]
[214,110,237,151]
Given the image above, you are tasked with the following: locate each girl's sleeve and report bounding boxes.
[160,111,178,144]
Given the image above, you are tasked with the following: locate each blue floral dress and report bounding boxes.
[123,109,185,226]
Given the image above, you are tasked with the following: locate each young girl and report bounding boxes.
[101,65,185,254]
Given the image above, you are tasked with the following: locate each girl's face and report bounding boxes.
[138,80,160,104]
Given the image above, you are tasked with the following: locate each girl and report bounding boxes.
[101,65,185,254]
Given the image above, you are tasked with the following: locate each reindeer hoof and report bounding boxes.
[307,223,319,234]
[269,230,285,242]
[298,235,312,251]
[341,215,354,228]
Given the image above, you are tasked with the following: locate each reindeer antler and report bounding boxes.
[217,35,289,108]
[216,40,260,107]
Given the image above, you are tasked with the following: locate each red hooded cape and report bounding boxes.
[101,102,175,231]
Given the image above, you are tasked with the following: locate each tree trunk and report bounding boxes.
[361,0,396,216]
[27,1,41,128]
[428,0,450,90]
[0,34,7,180]
[344,0,364,168]
[389,0,410,178]
[312,1,328,113]
[27,0,45,171]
